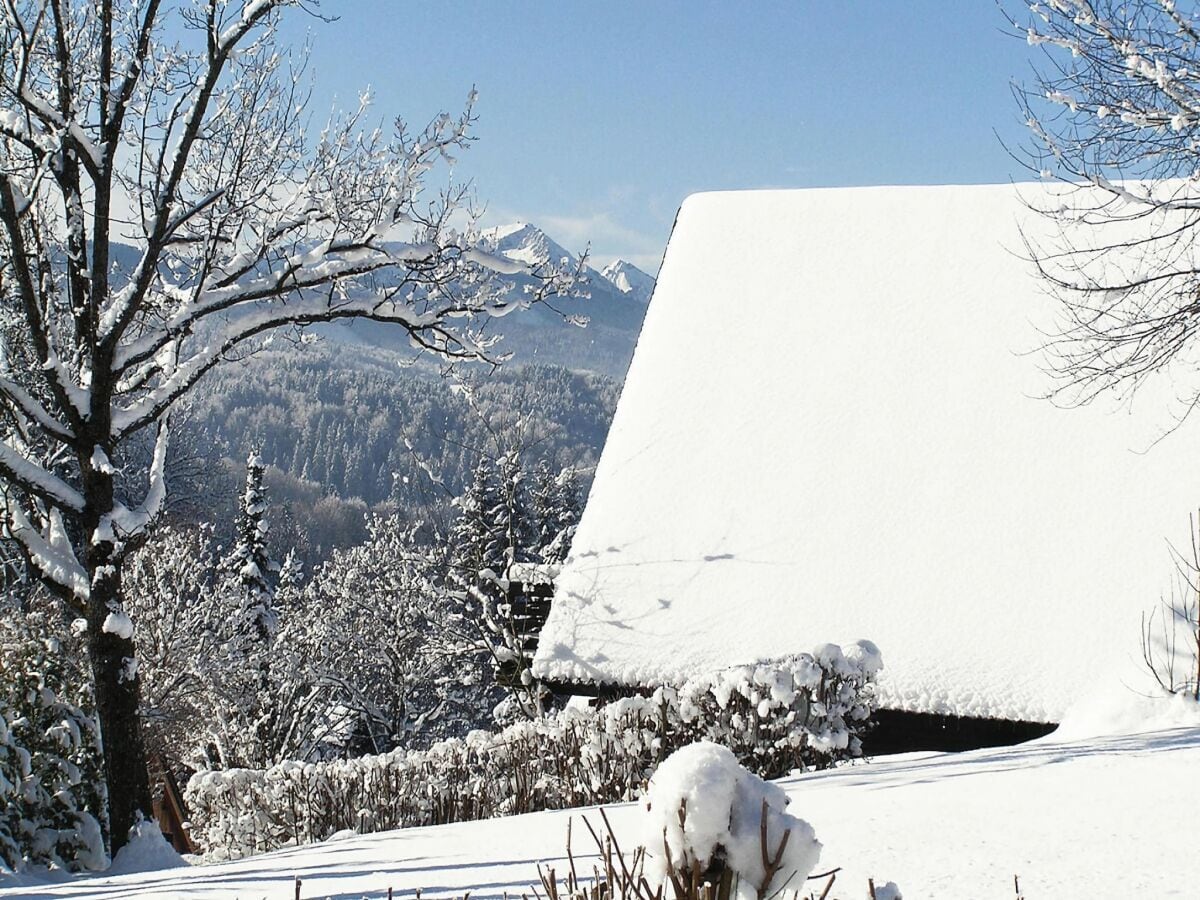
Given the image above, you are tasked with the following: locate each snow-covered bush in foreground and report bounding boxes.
[674,642,883,777]
[642,742,821,900]
[184,643,881,859]
[105,819,185,877]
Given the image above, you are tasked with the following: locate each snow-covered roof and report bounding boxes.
[532,183,1200,724]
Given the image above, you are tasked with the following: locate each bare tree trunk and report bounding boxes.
[84,473,152,854]
[85,598,152,855]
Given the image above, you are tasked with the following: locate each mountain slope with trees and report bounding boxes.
[182,346,621,562]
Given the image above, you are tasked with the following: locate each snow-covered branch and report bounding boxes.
[1008,0,1200,410]
[0,439,84,512]
[3,501,89,602]
[0,376,75,441]
[109,419,169,538]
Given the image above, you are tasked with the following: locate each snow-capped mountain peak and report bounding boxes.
[600,259,655,304]
[482,223,655,307]
[482,222,580,270]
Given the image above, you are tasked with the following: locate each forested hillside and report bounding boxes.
[181,345,620,561]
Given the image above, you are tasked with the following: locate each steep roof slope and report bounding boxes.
[532,183,1200,724]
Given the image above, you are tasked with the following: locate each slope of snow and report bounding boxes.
[533,183,1200,723]
[7,727,1199,898]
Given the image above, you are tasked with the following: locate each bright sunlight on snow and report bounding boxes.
[535,183,1200,724]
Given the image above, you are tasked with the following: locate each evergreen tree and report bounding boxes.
[446,457,517,718]
[529,461,582,564]
[226,453,278,643]
[204,453,289,767]
[445,452,579,723]
[0,603,107,872]
[275,550,303,611]
[449,458,510,589]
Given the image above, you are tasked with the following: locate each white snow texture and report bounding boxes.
[100,610,133,640]
[641,742,821,898]
[534,183,1200,723]
[106,820,184,877]
[5,728,1198,899]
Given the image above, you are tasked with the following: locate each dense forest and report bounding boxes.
[174,344,621,563]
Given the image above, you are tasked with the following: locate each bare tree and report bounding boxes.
[1141,511,1200,700]
[0,0,579,851]
[1006,0,1200,411]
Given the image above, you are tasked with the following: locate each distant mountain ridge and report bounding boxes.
[482,221,655,305]
[483,222,581,271]
[333,221,656,380]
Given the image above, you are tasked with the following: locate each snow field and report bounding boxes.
[6,725,1199,899]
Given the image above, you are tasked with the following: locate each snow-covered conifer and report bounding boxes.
[450,458,510,590]
[206,462,293,766]
[274,550,302,609]
[442,452,580,724]
[0,603,106,872]
[529,460,581,564]
[447,455,547,720]
[225,453,278,644]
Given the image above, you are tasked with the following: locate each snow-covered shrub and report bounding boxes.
[123,524,222,765]
[641,742,821,900]
[296,514,492,755]
[183,707,662,859]
[184,643,880,859]
[127,513,481,769]
[529,745,827,900]
[675,642,883,778]
[0,606,107,873]
[106,818,185,876]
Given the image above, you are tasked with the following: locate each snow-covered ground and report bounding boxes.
[6,723,1199,899]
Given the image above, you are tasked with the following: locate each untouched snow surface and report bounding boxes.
[534,184,1200,723]
[5,726,1199,898]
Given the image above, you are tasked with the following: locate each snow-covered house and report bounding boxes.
[532,183,1200,747]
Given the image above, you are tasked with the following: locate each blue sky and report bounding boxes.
[282,2,1033,272]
